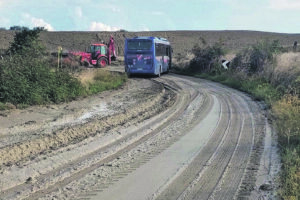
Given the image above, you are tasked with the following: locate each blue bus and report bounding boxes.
[124,37,172,77]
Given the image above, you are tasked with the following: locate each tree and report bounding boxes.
[6,28,45,56]
[9,26,29,31]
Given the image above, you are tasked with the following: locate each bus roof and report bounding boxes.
[128,36,170,45]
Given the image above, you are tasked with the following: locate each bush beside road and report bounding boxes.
[0,29,127,109]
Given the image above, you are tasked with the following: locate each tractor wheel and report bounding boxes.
[79,57,83,66]
[83,60,89,67]
[97,57,108,68]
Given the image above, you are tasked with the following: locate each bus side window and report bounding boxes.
[156,44,163,56]
[155,44,159,56]
[156,44,170,56]
[159,44,162,56]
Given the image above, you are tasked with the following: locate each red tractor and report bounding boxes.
[71,36,117,67]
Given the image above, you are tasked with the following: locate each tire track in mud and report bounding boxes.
[204,81,267,200]
[74,96,211,200]
[0,75,270,200]
[154,76,267,200]
[0,80,173,198]
[21,78,205,200]
[186,94,244,200]
[208,95,253,200]
[0,77,206,200]
[0,78,157,150]
[209,93,256,200]
[0,82,166,168]
[24,80,202,199]
[155,92,232,200]
[34,75,267,200]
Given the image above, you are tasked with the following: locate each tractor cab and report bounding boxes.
[89,44,107,60]
[75,36,116,68]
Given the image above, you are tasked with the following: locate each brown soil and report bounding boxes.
[0,30,299,56]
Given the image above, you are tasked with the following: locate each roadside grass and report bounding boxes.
[276,52,300,73]
[81,69,127,95]
[0,102,7,110]
[174,40,300,199]
[195,72,281,106]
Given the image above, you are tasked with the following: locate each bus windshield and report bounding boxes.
[127,40,152,50]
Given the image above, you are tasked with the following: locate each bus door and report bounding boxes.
[162,45,171,71]
[156,43,167,72]
[168,46,172,69]
[165,46,171,70]
[162,45,166,71]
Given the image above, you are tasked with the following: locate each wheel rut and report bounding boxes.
[0,74,272,200]
[155,75,268,200]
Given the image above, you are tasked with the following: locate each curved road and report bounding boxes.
[85,74,266,200]
[0,74,272,200]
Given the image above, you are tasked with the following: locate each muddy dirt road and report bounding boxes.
[0,74,279,200]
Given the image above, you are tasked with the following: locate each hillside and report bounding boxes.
[0,30,300,56]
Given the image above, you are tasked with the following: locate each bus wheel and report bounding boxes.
[127,71,131,78]
[157,66,161,77]
[97,57,108,68]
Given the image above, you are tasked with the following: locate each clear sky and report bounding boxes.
[0,0,299,33]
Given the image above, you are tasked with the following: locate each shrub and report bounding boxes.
[0,52,85,105]
[188,42,225,74]
[273,95,300,145]
[231,40,283,73]
[176,53,185,63]
[230,53,244,70]
[0,28,86,105]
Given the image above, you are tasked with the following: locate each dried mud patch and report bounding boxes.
[0,79,173,170]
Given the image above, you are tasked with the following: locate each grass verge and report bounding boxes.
[83,70,127,95]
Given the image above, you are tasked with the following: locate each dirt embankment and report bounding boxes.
[0,30,299,56]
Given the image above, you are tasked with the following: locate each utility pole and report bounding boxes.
[58,46,62,70]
